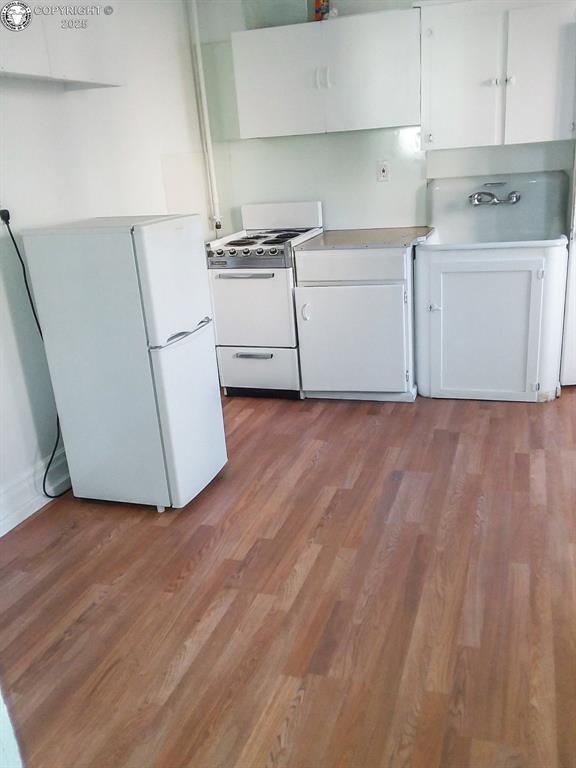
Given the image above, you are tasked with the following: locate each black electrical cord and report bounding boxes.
[1,209,70,499]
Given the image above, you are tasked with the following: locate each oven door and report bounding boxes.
[209,268,297,347]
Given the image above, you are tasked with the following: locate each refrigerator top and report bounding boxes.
[22,214,199,236]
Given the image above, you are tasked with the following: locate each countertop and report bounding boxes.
[295,227,434,251]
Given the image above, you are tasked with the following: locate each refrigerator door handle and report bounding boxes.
[152,317,212,349]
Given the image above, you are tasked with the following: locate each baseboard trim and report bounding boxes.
[0,449,70,537]
[302,387,418,403]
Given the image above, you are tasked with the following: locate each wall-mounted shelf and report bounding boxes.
[0,14,121,90]
[0,70,121,89]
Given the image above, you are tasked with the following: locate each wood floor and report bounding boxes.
[1,392,575,768]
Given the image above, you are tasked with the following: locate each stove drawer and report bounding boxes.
[210,269,296,347]
[217,347,300,390]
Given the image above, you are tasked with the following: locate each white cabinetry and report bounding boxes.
[504,4,576,145]
[232,9,420,139]
[294,244,416,401]
[296,284,408,392]
[415,244,569,402]
[421,2,576,150]
[421,7,505,150]
[231,23,325,138]
[322,11,420,134]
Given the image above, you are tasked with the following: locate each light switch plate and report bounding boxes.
[376,161,391,183]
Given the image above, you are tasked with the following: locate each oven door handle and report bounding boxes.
[216,273,275,280]
[234,352,274,360]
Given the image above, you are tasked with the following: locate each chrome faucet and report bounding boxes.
[468,190,521,206]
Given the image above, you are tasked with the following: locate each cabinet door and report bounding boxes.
[429,257,545,401]
[505,4,576,145]
[295,285,408,393]
[232,22,325,138]
[0,17,50,78]
[421,6,505,150]
[323,9,420,133]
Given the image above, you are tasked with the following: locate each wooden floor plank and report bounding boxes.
[0,391,574,768]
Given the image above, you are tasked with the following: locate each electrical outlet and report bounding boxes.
[376,161,390,183]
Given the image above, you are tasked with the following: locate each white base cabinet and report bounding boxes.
[296,285,408,393]
[415,242,569,402]
[294,245,415,401]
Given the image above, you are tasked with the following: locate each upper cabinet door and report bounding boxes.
[421,6,505,150]
[323,10,420,133]
[232,22,326,138]
[505,4,576,145]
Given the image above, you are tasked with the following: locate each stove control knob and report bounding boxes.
[242,248,251,255]
[255,248,264,255]
[216,249,224,256]
[269,247,278,255]
[228,248,237,256]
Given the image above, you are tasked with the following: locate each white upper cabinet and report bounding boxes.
[421,6,505,150]
[505,4,576,144]
[232,10,420,139]
[232,22,326,138]
[323,10,420,133]
[422,1,576,150]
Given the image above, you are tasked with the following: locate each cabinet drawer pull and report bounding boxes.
[301,303,311,321]
[234,352,274,360]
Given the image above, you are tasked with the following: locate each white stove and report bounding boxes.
[207,226,322,269]
[207,201,323,397]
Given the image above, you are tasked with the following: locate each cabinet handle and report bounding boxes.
[489,77,501,86]
[324,66,333,89]
[301,303,311,321]
[426,132,433,144]
[428,303,442,312]
[505,75,516,86]
[234,352,274,360]
[315,67,321,89]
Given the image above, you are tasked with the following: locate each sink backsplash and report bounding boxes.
[427,171,569,243]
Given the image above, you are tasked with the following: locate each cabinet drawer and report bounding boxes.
[296,248,407,283]
[217,347,300,390]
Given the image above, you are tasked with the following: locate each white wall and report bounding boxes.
[0,0,209,535]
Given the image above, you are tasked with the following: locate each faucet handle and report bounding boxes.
[468,191,497,206]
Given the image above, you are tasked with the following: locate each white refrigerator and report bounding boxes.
[24,215,227,511]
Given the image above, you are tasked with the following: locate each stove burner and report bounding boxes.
[262,237,291,245]
[227,238,258,246]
